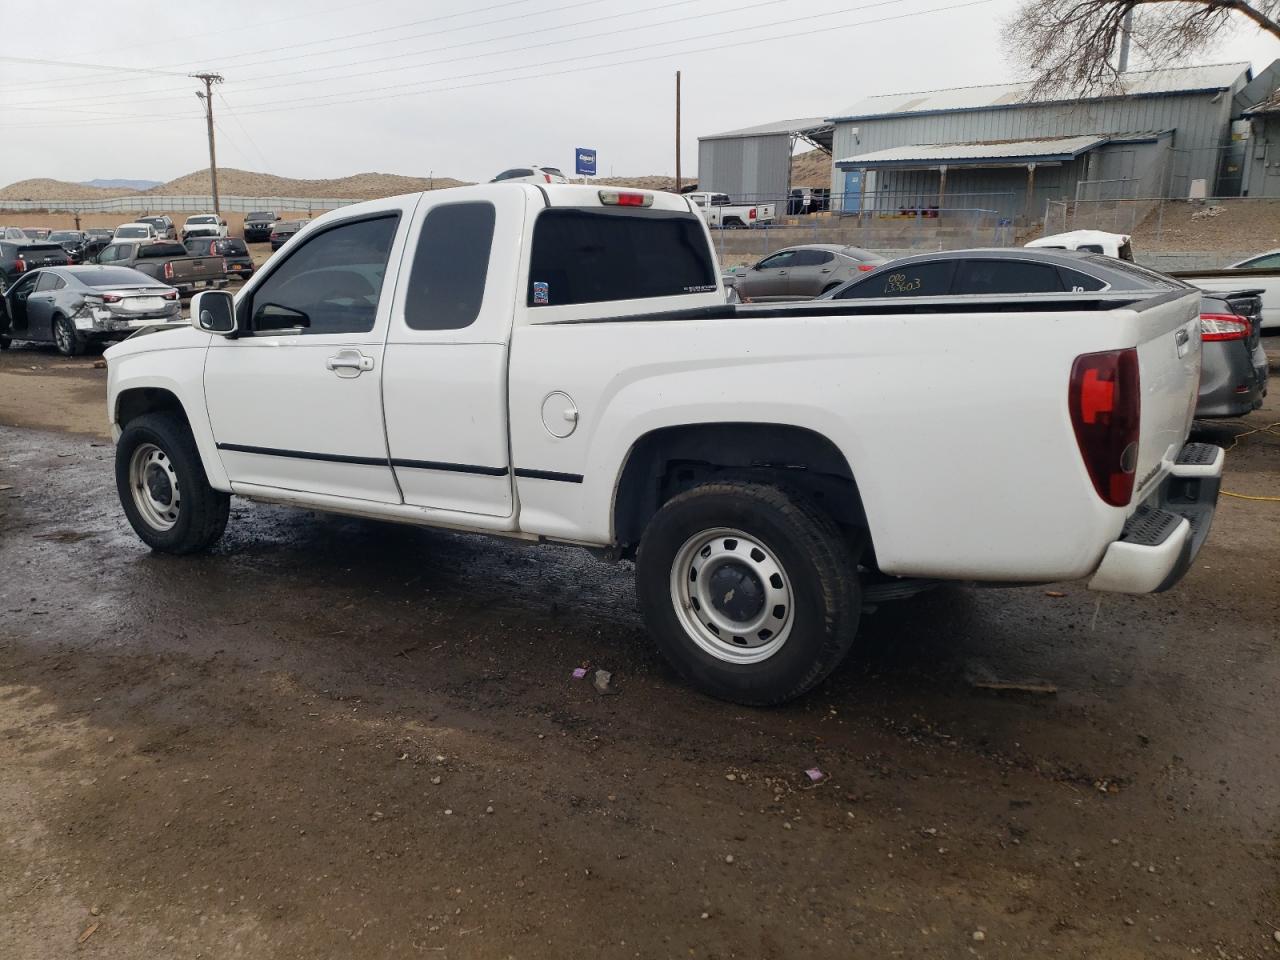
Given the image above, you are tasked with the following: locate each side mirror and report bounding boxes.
[192,289,237,335]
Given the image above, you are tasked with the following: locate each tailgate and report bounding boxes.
[170,256,224,280]
[1130,290,1201,506]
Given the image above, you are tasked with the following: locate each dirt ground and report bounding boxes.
[0,342,1278,959]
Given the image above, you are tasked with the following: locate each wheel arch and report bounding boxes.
[612,422,871,557]
[112,380,231,491]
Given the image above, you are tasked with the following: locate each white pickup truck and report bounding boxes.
[105,184,1222,705]
[685,191,776,229]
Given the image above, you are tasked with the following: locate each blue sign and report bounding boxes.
[575,148,597,177]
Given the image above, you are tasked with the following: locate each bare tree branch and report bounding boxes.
[1003,0,1280,98]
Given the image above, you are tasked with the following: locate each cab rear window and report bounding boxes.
[527,208,716,307]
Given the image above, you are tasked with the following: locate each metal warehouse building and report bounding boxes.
[696,118,834,201]
[698,61,1280,225]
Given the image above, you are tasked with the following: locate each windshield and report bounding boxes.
[188,216,218,224]
[49,232,81,242]
[247,212,275,220]
[116,227,150,238]
[80,267,160,287]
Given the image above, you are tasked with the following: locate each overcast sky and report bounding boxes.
[3,0,1279,186]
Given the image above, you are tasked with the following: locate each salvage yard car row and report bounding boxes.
[0,213,282,354]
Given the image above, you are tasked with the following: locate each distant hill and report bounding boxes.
[142,168,469,199]
[81,178,161,191]
[0,168,470,203]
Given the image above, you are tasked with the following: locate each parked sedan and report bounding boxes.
[269,219,308,250]
[184,236,254,279]
[1,227,30,241]
[1197,290,1269,417]
[0,265,181,355]
[0,241,71,290]
[823,248,1269,419]
[727,244,887,301]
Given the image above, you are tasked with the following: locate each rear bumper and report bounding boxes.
[1088,443,1223,594]
[1196,340,1268,418]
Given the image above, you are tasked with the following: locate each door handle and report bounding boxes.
[326,349,374,378]
[820,268,833,273]
[777,270,788,275]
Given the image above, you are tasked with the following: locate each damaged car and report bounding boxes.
[1,265,181,355]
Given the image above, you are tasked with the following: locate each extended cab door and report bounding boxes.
[380,187,523,518]
[204,204,415,502]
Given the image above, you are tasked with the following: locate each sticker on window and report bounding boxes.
[533,281,549,305]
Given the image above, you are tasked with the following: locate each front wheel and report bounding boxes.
[52,314,84,357]
[115,412,230,554]
[636,481,860,706]
[0,335,10,351]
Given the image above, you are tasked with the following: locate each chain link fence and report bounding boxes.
[0,195,362,215]
[708,191,1017,267]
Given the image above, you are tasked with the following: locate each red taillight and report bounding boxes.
[102,294,122,303]
[163,262,173,280]
[1199,312,1249,341]
[14,259,25,273]
[208,241,216,255]
[162,290,178,301]
[598,190,653,207]
[856,264,875,272]
[1069,349,1141,507]
[544,173,551,183]
[222,258,228,272]
[748,208,757,220]
[270,233,279,240]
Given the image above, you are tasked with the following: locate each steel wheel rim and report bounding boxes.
[669,527,794,664]
[54,319,71,353]
[129,442,181,531]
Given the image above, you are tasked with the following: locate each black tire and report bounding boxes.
[0,335,10,351]
[115,411,230,554]
[636,481,860,706]
[52,314,84,357]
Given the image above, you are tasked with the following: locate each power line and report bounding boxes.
[216,91,272,171]
[230,0,913,113]
[8,0,727,111]
[229,0,999,117]
[0,0,562,96]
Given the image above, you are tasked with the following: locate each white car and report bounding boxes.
[181,214,228,242]
[490,165,569,185]
[113,222,160,241]
[104,184,1220,706]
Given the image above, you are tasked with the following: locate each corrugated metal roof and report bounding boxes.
[700,117,834,141]
[836,134,1106,168]
[1244,91,1280,115]
[831,62,1251,122]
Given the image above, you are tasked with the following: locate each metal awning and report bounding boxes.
[700,117,835,153]
[836,134,1107,170]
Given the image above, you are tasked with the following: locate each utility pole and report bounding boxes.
[675,70,682,193]
[192,72,224,213]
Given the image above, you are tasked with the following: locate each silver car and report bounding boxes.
[727,244,887,302]
[1,265,181,356]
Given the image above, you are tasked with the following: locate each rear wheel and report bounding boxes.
[636,481,860,706]
[0,335,10,351]
[115,412,229,554]
[52,314,84,357]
